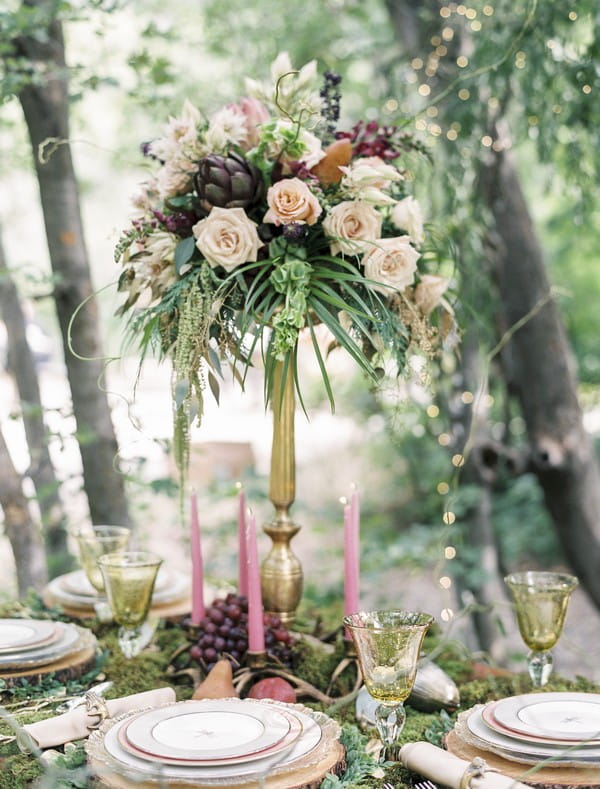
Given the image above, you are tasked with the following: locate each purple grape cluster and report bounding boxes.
[188,593,295,671]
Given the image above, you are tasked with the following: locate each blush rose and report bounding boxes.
[193,207,263,272]
[322,201,383,256]
[263,178,322,225]
[362,237,420,294]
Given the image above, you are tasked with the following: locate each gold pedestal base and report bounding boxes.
[261,519,303,626]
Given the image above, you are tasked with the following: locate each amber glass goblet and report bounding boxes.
[344,610,433,760]
[505,570,578,687]
[98,551,163,658]
[75,526,131,593]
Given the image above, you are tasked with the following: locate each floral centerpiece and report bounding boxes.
[115,52,451,477]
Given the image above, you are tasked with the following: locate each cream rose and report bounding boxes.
[322,201,382,256]
[391,196,425,245]
[193,207,263,272]
[263,177,322,225]
[362,237,420,294]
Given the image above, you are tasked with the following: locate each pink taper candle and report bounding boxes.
[190,490,205,625]
[237,488,248,598]
[245,510,265,653]
[344,489,360,616]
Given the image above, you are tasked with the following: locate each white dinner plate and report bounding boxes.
[0,622,84,670]
[482,700,600,746]
[122,699,292,762]
[60,567,173,598]
[48,568,189,609]
[99,701,324,784]
[0,619,59,653]
[493,692,600,742]
[464,705,600,766]
[118,705,303,766]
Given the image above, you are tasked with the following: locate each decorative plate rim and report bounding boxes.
[493,692,600,741]
[457,705,600,767]
[86,699,337,786]
[117,706,303,766]
[122,699,292,761]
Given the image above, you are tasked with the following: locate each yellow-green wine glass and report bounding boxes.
[98,551,163,658]
[75,525,131,593]
[344,610,433,760]
[505,570,578,687]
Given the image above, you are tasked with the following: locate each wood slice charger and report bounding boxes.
[86,702,345,789]
[0,627,97,689]
[446,729,600,788]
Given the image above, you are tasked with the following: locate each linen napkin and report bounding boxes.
[400,742,530,789]
[23,687,176,749]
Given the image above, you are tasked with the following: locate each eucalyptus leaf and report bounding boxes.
[174,236,196,275]
[207,371,220,405]
[173,378,190,408]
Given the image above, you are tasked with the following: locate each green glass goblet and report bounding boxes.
[504,570,578,687]
[343,610,433,761]
[98,551,163,658]
[75,525,131,593]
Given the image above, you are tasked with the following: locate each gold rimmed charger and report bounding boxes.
[86,699,343,787]
[456,705,600,767]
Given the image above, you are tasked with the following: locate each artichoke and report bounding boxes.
[194,152,264,211]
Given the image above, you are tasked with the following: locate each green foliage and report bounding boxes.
[424,707,454,746]
[320,723,382,788]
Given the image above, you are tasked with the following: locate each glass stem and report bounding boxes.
[527,649,553,687]
[117,621,156,659]
[375,702,405,762]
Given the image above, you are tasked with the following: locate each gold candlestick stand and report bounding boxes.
[260,361,303,625]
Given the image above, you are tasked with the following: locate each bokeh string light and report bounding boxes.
[398,0,540,144]
[378,0,589,635]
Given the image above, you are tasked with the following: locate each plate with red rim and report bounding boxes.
[463,705,600,766]
[0,619,60,653]
[0,623,86,670]
[482,700,600,746]
[491,692,600,742]
[117,705,303,767]
[97,701,326,783]
[120,699,295,763]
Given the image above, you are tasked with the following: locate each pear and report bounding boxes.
[192,658,238,700]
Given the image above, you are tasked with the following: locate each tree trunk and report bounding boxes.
[13,1,131,529]
[385,0,600,608]
[480,140,600,605]
[0,224,73,577]
[452,334,509,663]
[0,427,47,595]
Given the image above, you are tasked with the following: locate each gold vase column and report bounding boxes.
[261,361,303,625]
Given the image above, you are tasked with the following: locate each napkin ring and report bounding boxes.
[459,756,498,788]
[85,691,110,730]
